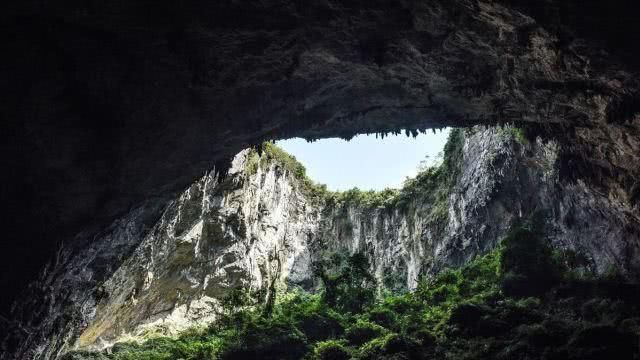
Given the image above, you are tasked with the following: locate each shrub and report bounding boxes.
[219,318,308,360]
[296,311,345,342]
[568,325,638,359]
[316,253,377,313]
[367,307,398,329]
[61,223,640,360]
[60,352,109,360]
[357,334,396,360]
[312,340,352,360]
[357,333,422,360]
[500,227,561,297]
[345,319,388,346]
[449,303,489,331]
[409,328,437,348]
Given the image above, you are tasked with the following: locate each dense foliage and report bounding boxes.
[323,128,465,217]
[63,226,640,360]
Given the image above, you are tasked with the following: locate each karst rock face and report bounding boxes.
[1,0,640,357]
[4,128,638,359]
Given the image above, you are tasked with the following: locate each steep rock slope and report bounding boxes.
[3,128,639,359]
[316,128,640,290]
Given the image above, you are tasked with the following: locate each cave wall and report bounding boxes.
[3,0,640,320]
[5,127,638,359]
[2,151,324,360]
[317,128,640,283]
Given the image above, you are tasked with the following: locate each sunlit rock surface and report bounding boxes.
[5,128,638,359]
[74,151,322,349]
[3,1,640,321]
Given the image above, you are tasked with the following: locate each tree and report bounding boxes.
[315,252,377,313]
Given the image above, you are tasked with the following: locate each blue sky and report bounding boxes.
[276,128,451,191]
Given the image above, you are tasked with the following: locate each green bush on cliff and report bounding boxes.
[321,128,465,218]
[244,129,465,215]
[314,253,377,313]
[63,227,640,360]
[497,125,530,145]
[245,141,331,202]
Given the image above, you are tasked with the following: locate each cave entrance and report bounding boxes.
[275,129,451,191]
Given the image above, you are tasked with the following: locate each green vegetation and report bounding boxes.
[245,129,465,221]
[312,339,351,360]
[324,188,400,209]
[245,141,330,203]
[497,125,530,145]
[64,133,638,360]
[247,126,533,225]
[313,252,377,313]
[246,142,308,180]
[323,129,465,220]
[63,226,640,360]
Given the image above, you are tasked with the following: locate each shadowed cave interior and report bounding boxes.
[2,0,640,359]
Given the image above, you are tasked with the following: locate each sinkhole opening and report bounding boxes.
[274,128,451,191]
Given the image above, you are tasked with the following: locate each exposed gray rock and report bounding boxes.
[3,1,639,322]
[5,127,638,359]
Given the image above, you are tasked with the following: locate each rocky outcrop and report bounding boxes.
[74,152,325,349]
[4,127,638,359]
[316,127,640,289]
[3,0,640,320]
[2,150,324,360]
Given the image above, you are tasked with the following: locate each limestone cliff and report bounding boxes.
[3,128,639,360]
[4,2,640,318]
